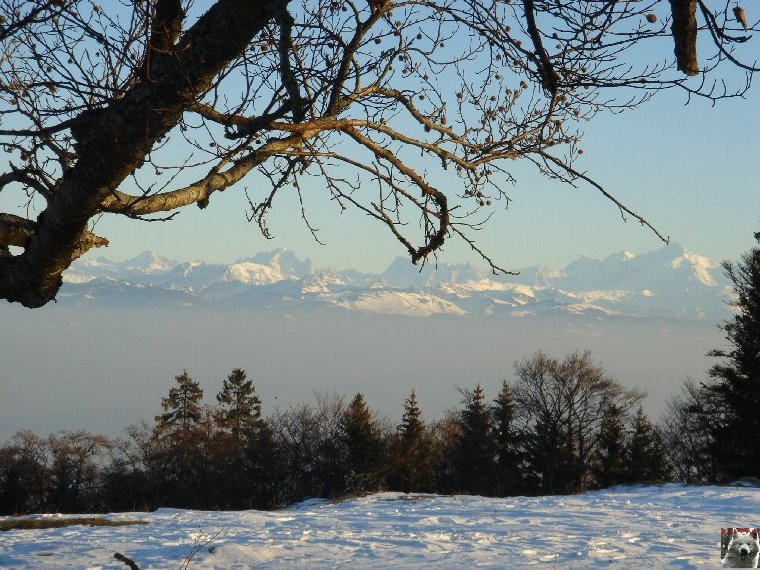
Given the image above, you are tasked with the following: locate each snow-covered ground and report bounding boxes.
[1,484,755,568]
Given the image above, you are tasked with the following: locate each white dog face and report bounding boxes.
[722,528,760,568]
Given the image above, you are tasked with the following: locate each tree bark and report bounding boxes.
[0,0,285,307]
[670,0,699,76]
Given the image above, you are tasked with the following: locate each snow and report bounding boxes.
[123,251,176,274]
[301,272,349,294]
[222,262,287,285]
[672,250,720,287]
[0,484,753,568]
[338,291,467,317]
[60,243,730,319]
[441,280,536,297]
[565,290,631,303]
[61,273,95,284]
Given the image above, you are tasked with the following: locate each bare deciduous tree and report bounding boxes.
[511,350,644,493]
[0,0,756,307]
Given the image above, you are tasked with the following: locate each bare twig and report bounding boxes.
[114,552,141,570]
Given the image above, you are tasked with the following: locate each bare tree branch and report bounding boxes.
[0,0,756,307]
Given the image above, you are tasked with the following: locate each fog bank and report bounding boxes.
[0,304,723,441]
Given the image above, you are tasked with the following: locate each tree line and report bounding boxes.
[0,351,669,516]
[3,231,758,516]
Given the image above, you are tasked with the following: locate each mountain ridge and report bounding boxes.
[60,244,731,319]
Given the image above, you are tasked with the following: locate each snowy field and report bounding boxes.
[1,484,757,568]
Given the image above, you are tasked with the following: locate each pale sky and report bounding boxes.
[82,81,760,273]
[2,3,759,441]
[2,4,758,274]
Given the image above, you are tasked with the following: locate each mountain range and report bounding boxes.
[59,243,732,319]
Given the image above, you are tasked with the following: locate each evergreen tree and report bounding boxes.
[216,368,264,439]
[213,369,280,508]
[242,420,281,508]
[701,231,760,479]
[151,370,205,506]
[626,406,668,482]
[400,390,424,444]
[456,385,496,495]
[491,382,523,496]
[338,393,384,492]
[155,370,204,440]
[592,404,628,488]
[390,390,432,492]
[523,409,573,495]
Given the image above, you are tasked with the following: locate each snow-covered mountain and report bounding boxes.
[60,244,732,319]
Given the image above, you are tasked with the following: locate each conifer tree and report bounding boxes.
[593,404,628,488]
[214,368,280,508]
[151,370,205,506]
[456,385,496,495]
[242,421,281,508]
[700,231,760,479]
[338,393,384,492]
[216,368,264,440]
[390,390,432,492]
[491,382,523,496]
[155,370,204,440]
[626,406,668,483]
[523,410,573,495]
[400,390,424,444]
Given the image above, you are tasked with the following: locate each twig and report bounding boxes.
[180,528,224,570]
[114,552,141,570]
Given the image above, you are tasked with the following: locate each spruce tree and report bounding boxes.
[400,390,424,444]
[592,404,627,488]
[702,231,760,479]
[391,390,432,492]
[456,385,496,495]
[242,420,280,509]
[626,406,668,482]
[155,370,204,440]
[152,370,205,505]
[523,410,573,495]
[216,368,264,440]
[213,368,279,508]
[491,382,523,495]
[338,393,384,492]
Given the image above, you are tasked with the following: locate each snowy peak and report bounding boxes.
[222,261,288,285]
[337,290,467,317]
[62,250,176,283]
[121,251,176,274]
[559,242,723,292]
[62,244,731,319]
[243,248,313,279]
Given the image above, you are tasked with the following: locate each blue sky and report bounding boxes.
[79,3,760,272]
[2,2,756,274]
[89,81,759,273]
